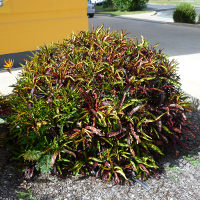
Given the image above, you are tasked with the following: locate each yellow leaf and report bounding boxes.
[3,59,14,73]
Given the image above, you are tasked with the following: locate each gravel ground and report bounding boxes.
[0,99,200,200]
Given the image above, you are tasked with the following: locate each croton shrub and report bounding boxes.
[7,26,195,183]
[0,96,11,147]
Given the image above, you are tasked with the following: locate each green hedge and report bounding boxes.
[173,3,196,24]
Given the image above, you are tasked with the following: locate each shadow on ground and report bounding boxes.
[156,96,200,174]
[0,97,199,199]
[0,51,37,71]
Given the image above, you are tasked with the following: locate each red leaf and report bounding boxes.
[70,129,81,138]
[182,113,187,121]
[169,104,184,111]
[47,71,59,79]
[169,118,174,126]
[108,131,120,137]
[117,133,126,140]
[93,92,98,109]
[62,149,76,158]
[139,164,149,175]
[130,148,135,157]
[155,140,163,145]
[187,121,199,130]
[85,126,103,136]
[128,104,145,116]
[51,153,58,168]
[173,127,182,134]
[45,68,52,74]
[184,127,196,138]
[118,120,122,132]
[129,123,141,143]
[150,88,164,93]
[119,85,131,109]
[90,109,98,118]
[114,172,120,184]
[102,171,109,181]
[105,161,111,168]
[176,139,190,150]
[73,128,81,132]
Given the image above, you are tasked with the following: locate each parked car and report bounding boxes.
[87,0,95,18]
[91,0,105,5]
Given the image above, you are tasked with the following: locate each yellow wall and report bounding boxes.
[0,0,88,54]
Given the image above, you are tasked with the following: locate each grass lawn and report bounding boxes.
[95,5,153,16]
[149,0,200,6]
[95,1,200,16]
[95,1,200,14]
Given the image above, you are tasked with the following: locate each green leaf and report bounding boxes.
[162,125,173,134]
[23,150,42,161]
[114,166,128,180]
[56,164,62,175]
[59,158,70,162]
[120,101,136,111]
[136,117,146,129]
[17,192,28,198]
[190,158,199,166]
[145,142,164,155]
[130,161,139,173]
[118,142,129,147]
[136,77,156,84]
[125,115,134,124]
[0,118,6,124]
[97,111,107,127]
[88,157,103,162]
[37,154,52,173]
[151,127,160,139]
[160,77,180,88]
[101,137,113,147]
[97,140,101,152]
[121,154,129,159]
[113,80,124,86]
[140,129,152,140]
[71,161,84,176]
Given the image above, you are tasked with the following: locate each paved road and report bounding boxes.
[89,15,200,56]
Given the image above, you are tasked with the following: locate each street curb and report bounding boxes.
[95,13,113,17]
[169,22,200,28]
[95,12,200,28]
[95,11,155,18]
[0,67,22,73]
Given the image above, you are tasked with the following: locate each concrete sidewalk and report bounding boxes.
[119,11,173,23]
[171,53,200,100]
[0,69,21,96]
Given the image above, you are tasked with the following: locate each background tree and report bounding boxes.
[103,0,114,8]
[111,0,148,11]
